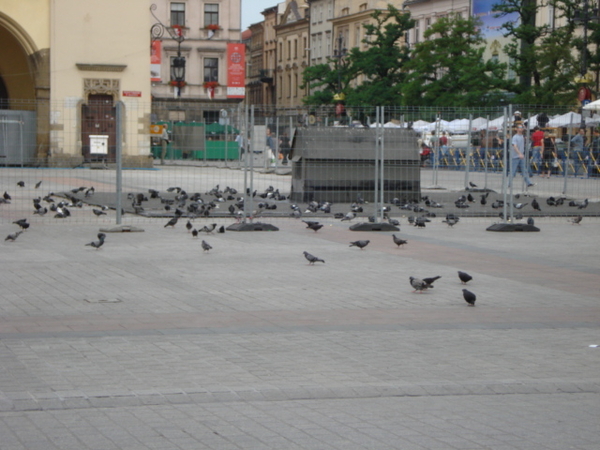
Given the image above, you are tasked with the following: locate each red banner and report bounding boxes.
[151,40,162,82]
[227,43,245,99]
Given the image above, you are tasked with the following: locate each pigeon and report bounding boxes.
[514,202,528,210]
[186,221,193,232]
[201,223,217,233]
[201,240,212,252]
[17,181,25,187]
[577,199,589,209]
[303,221,323,232]
[463,289,476,306]
[85,233,106,249]
[340,212,356,222]
[469,181,477,188]
[458,271,472,284]
[191,228,198,238]
[303,251,325,265]
[531,198,541,211]
[164,217,178,228]
[3,191,11,200]
[527,217,535,226]
[392,234,407,248]
[218,225,225,233]
[442,216,459,227]
[13,219,30,230]
[92,208,106,216]
[85,187,95,197]
[570,215,582,225]
[34,206,48,216]
[422,276,441,287]
[480,194,487,206]
[410,276,433,293]
[5,231,23,242]
[349,240,370,250]
[34,180,42,189]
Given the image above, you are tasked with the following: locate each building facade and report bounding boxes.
[150,1,242,103]
[1,0,151,166]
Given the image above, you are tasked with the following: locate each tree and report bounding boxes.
[493,0,578,104]
[301,5,414,107]
[402,14,507,107]
[343,5,415,106]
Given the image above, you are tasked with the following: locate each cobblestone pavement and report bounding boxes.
[1,183,600,448]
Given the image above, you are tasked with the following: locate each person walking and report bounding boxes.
[540,131,557,178]
[508,125,535,188]
[531,126,545,175]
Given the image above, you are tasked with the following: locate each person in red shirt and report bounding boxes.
[531,126,545,175]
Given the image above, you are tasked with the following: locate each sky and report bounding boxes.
[241,0,279,30]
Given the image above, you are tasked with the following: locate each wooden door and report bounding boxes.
[81,94,116,161]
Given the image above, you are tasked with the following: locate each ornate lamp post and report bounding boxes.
[151,4,186,97]
[333,33,347,120]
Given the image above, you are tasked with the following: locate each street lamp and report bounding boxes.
[151,4,186,97]
[333,33,347,120]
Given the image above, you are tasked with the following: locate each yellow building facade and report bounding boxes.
[0,0,151,166]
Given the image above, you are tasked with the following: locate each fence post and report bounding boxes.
[115,101,123,225]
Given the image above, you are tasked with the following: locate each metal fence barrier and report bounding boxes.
[1,103,599,229]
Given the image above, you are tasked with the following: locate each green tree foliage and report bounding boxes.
[493,0,578,104]
[342,5,415,106]
[402,14,507,107]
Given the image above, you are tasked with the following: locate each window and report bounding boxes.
[171,3,185,27]
[414,20,420,44]
[204,4,219,27]
[287,41,291,60]
[325,32,331,57]
[294,39,298,58]
[204,57,218,82]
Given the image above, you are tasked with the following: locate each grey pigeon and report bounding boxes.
[463,289,476,306]
[201,240,212,252]
[531,198,541,211]
[92,208,106,216]
[5,231,23,242]
[340,212,356,221]
[527,217,535,226]
[85,233,106,249]
[191,229,198,238]
[458,271,472,284]
[13,219,29,230]
[186,220,193,232]
[410,276,432,293]
[442,217,459,227]
[570,215,582,225]
[422,276,441,287]
[303,251,325,265]
[164,217,178,228]
[392,234,407,248]
[349,240,370,249]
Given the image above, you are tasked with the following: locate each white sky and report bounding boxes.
[241,0,279,30]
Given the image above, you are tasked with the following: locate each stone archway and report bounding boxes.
[0,12,50,160]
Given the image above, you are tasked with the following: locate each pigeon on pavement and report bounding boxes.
[458,271,473,284]
[422,276,441,287]
[85,233,106,249]
[13,219,30,230]
[349,240,370,249]
[201,240,212,252]
[164,217,178,228]
[570,215,582,225]
[392,234,407,248]
[463,289,476,306]
[303,251,325,265]
[5,231,23,242]
[410,276,434,293]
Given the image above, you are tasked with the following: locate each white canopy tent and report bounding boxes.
[422,119,450,133]
[411,120,430,133]
[447,118,470,133]
[478,115,505,130]
[547,112,582,127]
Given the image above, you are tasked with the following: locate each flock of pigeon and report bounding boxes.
[409,271,476,306]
